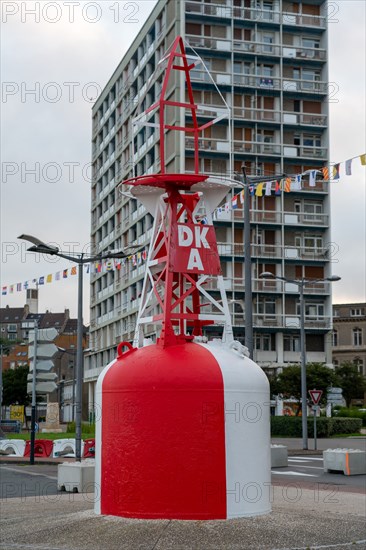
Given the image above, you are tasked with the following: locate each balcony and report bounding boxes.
[282,78,328,95]
[232,73,282,90]
[282,111,327,127]
[283,145,327,159]
[233,107,281,123]
[283,211,329,227]
[282,46,326,62]
[217,242,330,261]
[253,314,331,330]
[233,40,281,57]
[233,140,282,156]
[282,11,326,29]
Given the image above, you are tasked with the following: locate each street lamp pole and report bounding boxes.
[242,164,253,359]
[18,234,129,461]
[75,255,84,460]
[259,272,340,450]
[299,281,307,449]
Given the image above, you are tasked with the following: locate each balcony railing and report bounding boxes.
[217,242,329,261]
[283,46,326,61]
[185,2,326,28]
[190,69,329,95]
[282,111,327,127]
[185,137,327,160]
[233,107,281,123]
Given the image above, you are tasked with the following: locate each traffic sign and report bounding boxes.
[27,381,58,394]
[27,327,59,395]
[309,389,323,405]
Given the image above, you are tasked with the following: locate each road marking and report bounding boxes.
[289,456,323,461]
[288,464,324,470]
[272,470,318,477]
[0,466,57,480]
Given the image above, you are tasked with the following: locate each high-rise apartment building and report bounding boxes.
[86,0,332,412]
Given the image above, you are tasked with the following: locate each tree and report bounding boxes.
[2,366,30,406]
[334,362,366,407]
[269,363,338,415]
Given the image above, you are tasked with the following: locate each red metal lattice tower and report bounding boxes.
[124,36,233,347]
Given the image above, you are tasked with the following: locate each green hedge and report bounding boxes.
[271,416,362,437]
[333,408,366,427]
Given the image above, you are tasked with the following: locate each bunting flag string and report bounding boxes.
[212,151,366,220]
[1,249,149,296]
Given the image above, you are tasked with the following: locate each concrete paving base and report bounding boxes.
[0,486,365,549]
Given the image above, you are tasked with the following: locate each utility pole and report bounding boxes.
[30,321,38,465]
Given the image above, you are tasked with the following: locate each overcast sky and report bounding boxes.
[1,0,365,322]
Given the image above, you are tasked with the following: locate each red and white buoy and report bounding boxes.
[95,37,271,519]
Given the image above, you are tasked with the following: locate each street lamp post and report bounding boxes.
[259,271,341,450]
[18,234,129,461]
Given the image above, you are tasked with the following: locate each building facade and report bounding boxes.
[86,0,332,411]
[332,303,366,375]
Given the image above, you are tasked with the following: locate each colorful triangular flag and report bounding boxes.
[70,266,77,275]
[63,269,68,278]
[46,274,52,283]
[265,181,272,196]
[360,154,366,166]
[39,276,45,285]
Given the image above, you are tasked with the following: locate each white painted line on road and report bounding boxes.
[288,465,324,470]
[289,456,324,461]
[272,470,318,477]
[0,466,57,480]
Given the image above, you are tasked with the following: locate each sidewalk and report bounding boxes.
[1,486,365,549]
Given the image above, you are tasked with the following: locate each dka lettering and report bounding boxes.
[178,224,210,271]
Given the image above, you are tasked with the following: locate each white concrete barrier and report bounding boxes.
[323,448,366,475]
[53,438,84,458]
[271,444,288,468]
[0,439,26,457]
[57,459,95,493]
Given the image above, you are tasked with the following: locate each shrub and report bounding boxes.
[271,416,362,437]
[66,421,95,435]
[333,407,366,427]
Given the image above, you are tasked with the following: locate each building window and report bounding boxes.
[255,334,274,351]
[353,328,362,347]
[284,334,300,352]
[297,301,324,319]
[350,308,364,317]
[332,330,338,347]
[353,358,364,375]
[7,324,17,332]
[295,234,323,253]
[333,309,339,317]
[257,297,276,317]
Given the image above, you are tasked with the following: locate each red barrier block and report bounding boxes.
[83,438,95,458]
[24,439,54,457]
